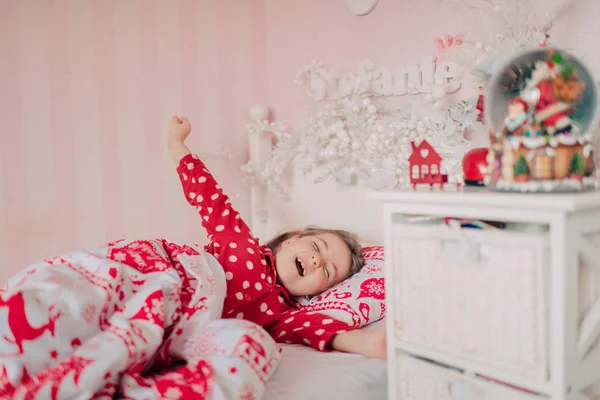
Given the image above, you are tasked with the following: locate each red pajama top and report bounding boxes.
[177,154,352,351]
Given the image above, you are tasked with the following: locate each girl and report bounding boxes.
[168,116,386,358]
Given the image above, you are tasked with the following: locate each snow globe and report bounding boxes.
[483,48,599,192]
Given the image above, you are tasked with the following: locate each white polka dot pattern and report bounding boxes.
[177,154,352,352]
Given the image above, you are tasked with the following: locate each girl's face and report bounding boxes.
[274,232,352,297]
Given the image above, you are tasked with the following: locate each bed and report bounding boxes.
[243,108,389,399]
[265,342,388,400]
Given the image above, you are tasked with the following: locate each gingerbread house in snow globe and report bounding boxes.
[484,47,599,192]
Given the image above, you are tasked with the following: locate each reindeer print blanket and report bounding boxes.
[0,239,281,399]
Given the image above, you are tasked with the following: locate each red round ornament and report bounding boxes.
[462,147,489,186]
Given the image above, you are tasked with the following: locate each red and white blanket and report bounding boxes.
[0,239,281,399]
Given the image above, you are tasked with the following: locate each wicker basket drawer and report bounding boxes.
[393,223,548,382]
[397,354,546,400]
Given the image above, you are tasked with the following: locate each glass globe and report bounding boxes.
[484,47,599,192]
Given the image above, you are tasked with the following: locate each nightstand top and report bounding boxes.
[369,187,600,212]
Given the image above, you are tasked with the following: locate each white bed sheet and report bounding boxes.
[264,343,388,400]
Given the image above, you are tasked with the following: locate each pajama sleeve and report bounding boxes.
[177,154,253,240]
[267,310,355,352]
[177,154,272,310]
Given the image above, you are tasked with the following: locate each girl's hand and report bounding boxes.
[168,116,192,165]
[169,116,191,143]
[363,319,387,359]
[331,318,387,359]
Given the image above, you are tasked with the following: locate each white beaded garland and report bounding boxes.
[285,85,475,190]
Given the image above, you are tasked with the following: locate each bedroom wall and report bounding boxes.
[0,0,267,283]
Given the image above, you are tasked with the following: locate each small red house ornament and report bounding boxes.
[408,139,448,189]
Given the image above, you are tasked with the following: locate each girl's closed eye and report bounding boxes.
[312,241,330,278]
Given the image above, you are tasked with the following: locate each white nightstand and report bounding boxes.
[370,188,600,400]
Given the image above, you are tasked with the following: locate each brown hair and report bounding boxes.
[266,225,364,278]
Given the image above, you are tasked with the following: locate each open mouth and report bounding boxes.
[295,257,305,277]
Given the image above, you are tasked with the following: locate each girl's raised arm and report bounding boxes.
[168,116,253,241]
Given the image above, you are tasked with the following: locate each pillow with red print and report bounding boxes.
[296,245,385,328]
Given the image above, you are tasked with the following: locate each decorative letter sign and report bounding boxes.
[300,57,461,102]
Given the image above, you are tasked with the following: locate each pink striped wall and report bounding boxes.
[0,0,266,282]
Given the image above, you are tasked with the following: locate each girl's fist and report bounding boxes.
[169,116,191,143]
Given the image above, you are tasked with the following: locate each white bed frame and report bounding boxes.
[246,115,384,244]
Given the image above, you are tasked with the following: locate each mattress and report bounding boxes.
[264,344,388,400]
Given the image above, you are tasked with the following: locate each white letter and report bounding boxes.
[327,68,341,100]
[338,72,357,97]
[371,67,393,96]
[392,67,408,95]
[406,63,421,93]
[419,55,434,93]
[435,61,461,93]
[306,73,327,101]
[356,59,375,93]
